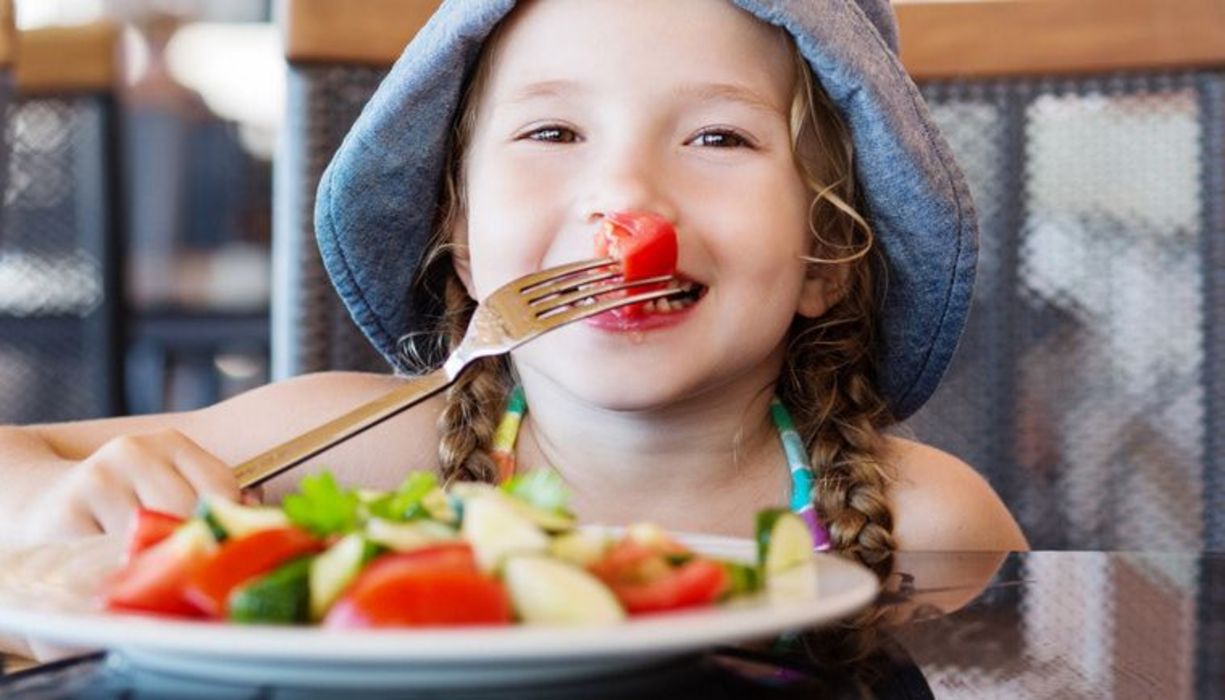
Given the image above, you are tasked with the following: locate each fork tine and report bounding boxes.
[524,268,621,303]
[532,274,677,312]
[512,257,616,293]
[536,286,684,327]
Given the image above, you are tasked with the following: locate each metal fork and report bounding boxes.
[232,258,679,488]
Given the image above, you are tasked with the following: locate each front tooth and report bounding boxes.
[643,300,658,313]
[658,298,673,312]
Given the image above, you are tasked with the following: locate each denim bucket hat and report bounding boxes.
[315,0,979,421]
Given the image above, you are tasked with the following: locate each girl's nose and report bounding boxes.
[579,149,678,226]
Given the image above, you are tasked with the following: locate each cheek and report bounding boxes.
[707,168,811,273]
[462,155,567,296]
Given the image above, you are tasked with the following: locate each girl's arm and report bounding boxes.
[886,437,1030,553]
[0,371,441,546]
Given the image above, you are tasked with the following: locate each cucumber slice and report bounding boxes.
[194,500,229,542]
[365,517,457,552]
[548,530,609,567]
[766,560,819,602]
[461,494,549,572]
[421,488,459,524]
[229,556,313,624]
[503,556,624,625]
[450,482,497,501]
[452,483,574,530]
[720,560,762,598]
[309,533,379,621]
[201,496,290,540]
[756,509,814,575]
[505,498,575,533]
[167,518,220,555]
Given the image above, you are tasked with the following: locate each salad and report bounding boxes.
[102,471,819,628]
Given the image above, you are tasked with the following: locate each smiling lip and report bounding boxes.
[582,279,703,332]
[583,303,698,332]
[561,269,706,333]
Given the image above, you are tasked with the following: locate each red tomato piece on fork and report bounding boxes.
[593,211,679,320]
[595,211,678,282]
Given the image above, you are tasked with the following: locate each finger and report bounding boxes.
[56,507,102,540]
[128,461,199,517]
[28,500,100,542]
[163,431,242,503]
[81,465,142,536]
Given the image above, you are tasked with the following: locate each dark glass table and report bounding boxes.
[2,550,1221,699]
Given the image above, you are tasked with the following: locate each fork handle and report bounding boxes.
[231,369,450,488]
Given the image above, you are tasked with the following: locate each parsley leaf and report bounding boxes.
[366,472,439,522]
[281,471,361,537]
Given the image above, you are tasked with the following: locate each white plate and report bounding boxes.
[0,533,878,690]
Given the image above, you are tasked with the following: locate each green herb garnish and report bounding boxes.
[366,472,439,522]
[282,472,361,537]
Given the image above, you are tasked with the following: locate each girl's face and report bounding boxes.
[454,0,835,409]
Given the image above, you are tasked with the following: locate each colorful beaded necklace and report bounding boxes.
[489,386,832,551]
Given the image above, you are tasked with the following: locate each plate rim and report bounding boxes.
[0,534,880,663]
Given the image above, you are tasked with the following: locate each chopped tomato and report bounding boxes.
[589,539,660,580]
[589,537,728,615]
[588,532,691,582]
[596,211,679,281]
[323,543,512,628]
[184,526,322,618]
[595,211,678,282]
[105,524,214,617]
[599,559,729,615]
[593,212,679,320]
[125,508,185,561]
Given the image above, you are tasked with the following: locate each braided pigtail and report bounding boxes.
[397,27,512,485]
[781,40,897,561]
[434,274,512,484]
[782,307,897,561]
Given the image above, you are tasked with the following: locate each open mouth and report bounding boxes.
[579,275,708,328]
[637,278,706,314]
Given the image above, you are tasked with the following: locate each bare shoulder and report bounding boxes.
[883,436,1029,552]
[186,371,445,499]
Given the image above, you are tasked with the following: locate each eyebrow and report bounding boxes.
[505,79,586,104]
[673,82,784,115]
[503,79,782,114]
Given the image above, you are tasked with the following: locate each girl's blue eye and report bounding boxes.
[522,126,579,143]
[689,129,752,149]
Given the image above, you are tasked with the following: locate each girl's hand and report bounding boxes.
[22,429,245,543]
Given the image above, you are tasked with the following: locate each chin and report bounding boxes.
[559,366,697,412]
[516,346,700,412]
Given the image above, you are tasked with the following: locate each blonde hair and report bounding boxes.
[404,28,897,557]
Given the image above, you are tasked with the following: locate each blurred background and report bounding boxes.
[6,0,278,419]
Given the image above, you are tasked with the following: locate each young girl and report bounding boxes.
[0,0,1026,556]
